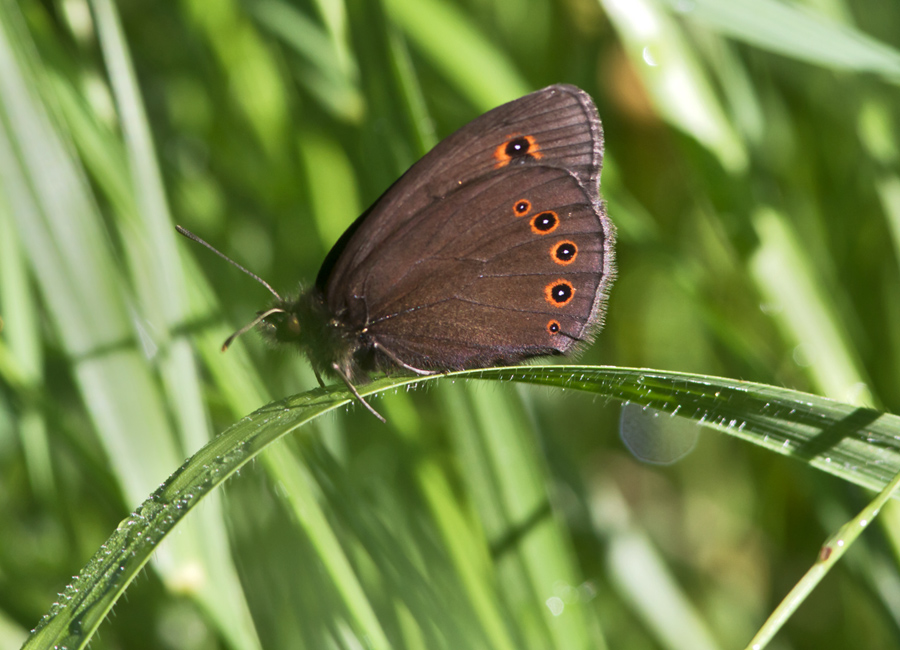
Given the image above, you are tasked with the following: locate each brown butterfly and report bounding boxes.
[178,84,615,421]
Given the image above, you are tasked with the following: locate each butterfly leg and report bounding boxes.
[373,341,435,376]
[332,363,387,423]
[313,369,326,389]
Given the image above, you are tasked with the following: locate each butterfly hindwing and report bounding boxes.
[358,166,612,370]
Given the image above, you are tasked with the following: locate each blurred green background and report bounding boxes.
[2,0,900,648]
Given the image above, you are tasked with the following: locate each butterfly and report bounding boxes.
[178,84,615,421]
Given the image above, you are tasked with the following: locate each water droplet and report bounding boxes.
[792,344,812,367]
[545,596,565,616]
[578,581,597,601]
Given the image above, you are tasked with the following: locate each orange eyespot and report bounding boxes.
[513,199,531,216]
[493,134,542,168]
[546,320,561,335]
[552,240,577,265]
[530,211,559,235]
[545,280,575,307]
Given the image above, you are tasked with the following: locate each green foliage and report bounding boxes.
[2,0,900,649]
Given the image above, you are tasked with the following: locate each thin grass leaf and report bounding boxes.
[0,184,53,498]
[510,366,900,490]
[181,0,290,153]
[0,610,26,650]
[260,448,393,649]
[0,2,184,503]
[89,0,263,646]
[746,468,900,649]
[390,406,523,650]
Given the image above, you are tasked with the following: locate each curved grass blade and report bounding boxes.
[494,366,900,491]
[22,366,900,649]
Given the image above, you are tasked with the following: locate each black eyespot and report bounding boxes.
[505,137,531,157]
[545,280,574,306]
[553,241,577,265]
[514,199,531,216]
[547,320,561,335]
[493,135,541,168]
[531,211,558,234]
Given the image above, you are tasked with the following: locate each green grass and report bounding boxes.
[3,0,900,649]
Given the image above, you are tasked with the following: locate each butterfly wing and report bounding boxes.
[318,84,603,295]
[359,165,614,370]
[315,84,613,372]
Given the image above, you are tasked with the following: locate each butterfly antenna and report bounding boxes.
[222,307,286,351]
[175,225,282,301]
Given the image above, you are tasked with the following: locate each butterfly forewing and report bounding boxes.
[321,85,604,308]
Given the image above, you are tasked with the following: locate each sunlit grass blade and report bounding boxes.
[259,447,393,649]
[252,0,364,122]
[72,1,261,646]
[384,397,523,650]
[858,101,900,295]
[593,479,723,650]
[600,0,747,172]
[660,0,900,80]
[180,0,289,153]
[0,186,53,498]
[444,383,606,649]
[22,365,900,649]
[750,208,873,405]
[0,2,183,505]
[0,609,26,650]
[385,0,530,110]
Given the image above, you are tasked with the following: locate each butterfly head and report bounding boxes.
[250,290,360,380]
[256,300,301,343]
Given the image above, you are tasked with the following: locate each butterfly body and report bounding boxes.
[261,84,615,389]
